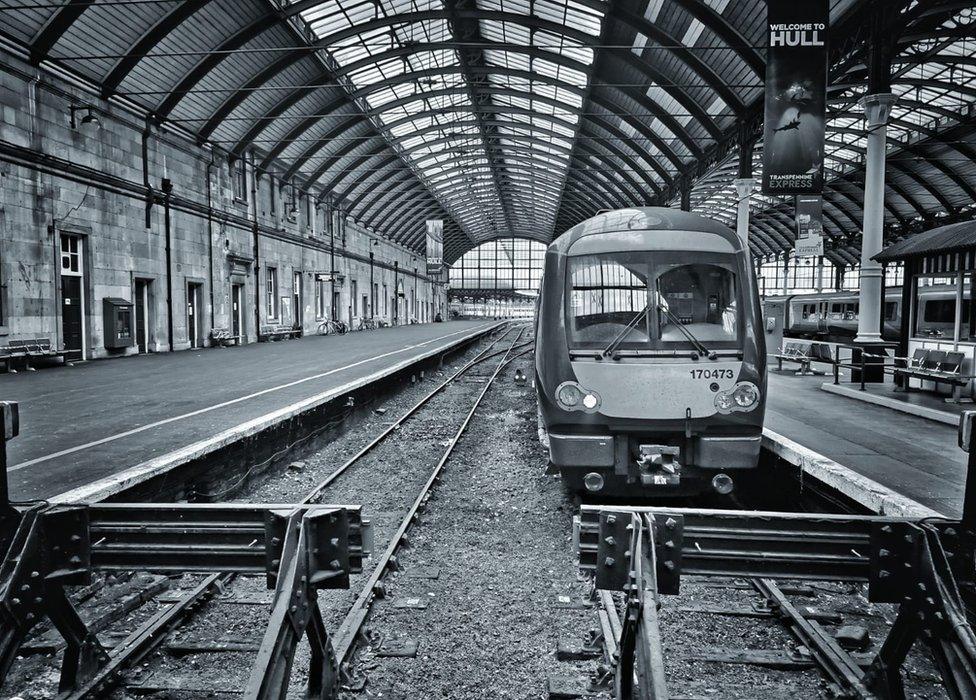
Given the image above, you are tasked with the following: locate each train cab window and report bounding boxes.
[655,262,739,346]
[567,255,649,347]
[565,252,742,353]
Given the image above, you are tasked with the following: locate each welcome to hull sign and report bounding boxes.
[762,0,829,195]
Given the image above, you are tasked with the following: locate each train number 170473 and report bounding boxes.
[689,369,735,380]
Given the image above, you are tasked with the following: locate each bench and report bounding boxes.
[0,337,65,373]
[892,349,971,401]
[210,328,240,348]
[774,341,837,376]
[258,324,303,342]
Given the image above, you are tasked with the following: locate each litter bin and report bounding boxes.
[849,345,891,385]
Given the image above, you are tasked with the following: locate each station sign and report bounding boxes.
[762,0,829,195]
[425,219,443,278]
[795,194,824,257]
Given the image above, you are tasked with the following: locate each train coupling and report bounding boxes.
[636,444,681,487]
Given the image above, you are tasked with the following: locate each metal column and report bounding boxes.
[854,93,897,343]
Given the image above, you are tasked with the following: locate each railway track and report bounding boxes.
[22,324,526,698]
[581,496,951,699]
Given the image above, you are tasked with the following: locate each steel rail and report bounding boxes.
[752,577,869,697]
[62,574,226,699]
[60,325,516,699]
[330,328,525,665]
[302,323,519,503]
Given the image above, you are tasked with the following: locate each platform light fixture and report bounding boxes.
[69,105,100,134]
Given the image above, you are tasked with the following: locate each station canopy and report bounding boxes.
[1,0,973,265]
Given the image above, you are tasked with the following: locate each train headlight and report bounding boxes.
[556,382,600,412]
[714,392,735,412]
[714,382,761,414]
[732,382,760,409]
[556,382,583,409]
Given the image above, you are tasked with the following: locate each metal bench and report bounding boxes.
[774,341,836,376]
[0,337,64,372]
[258,324,302,342]
[210,328,240,347]
[893,348,971,401]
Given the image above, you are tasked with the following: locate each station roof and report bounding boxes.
[875,219,976,262]
[0,0,973,264]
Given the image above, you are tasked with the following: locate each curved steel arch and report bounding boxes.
[670,0,765,78]
[187,7,725,144]
[311,140,390,195]
[30,0,89,64]
[100,0,214,98]
[156,10,280,118]
[357,135,644,214]
[252,63,683,179]
[419,154,631,211]
[386,112,661,194]
[402,130,648,201]
[363,175,595,231]
[887,158,955,211]
[197,37,704,160]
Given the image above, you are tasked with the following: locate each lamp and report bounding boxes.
[69,105,100,134]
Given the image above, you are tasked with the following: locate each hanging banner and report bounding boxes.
[762,0,829,195]
[795,194,824,257]
[425,219,443,278]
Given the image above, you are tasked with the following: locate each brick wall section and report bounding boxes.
[0,54,446,360]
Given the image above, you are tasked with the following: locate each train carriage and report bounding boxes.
[535,207,766,497]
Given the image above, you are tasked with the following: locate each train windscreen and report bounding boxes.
[566,252,742,352]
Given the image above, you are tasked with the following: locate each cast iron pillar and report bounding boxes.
[733,178,755,260]
[854,92,897,344]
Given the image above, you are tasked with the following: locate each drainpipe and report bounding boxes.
[205,152,216,333]
[393,261,399,325]
[251,158,261,338]
[329,205,337,321]
[369,250,375,320]
[161,177,174,351]
[142,117,153,229]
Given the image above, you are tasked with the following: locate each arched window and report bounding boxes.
[448,238,547,293]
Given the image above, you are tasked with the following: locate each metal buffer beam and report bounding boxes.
[0,402,372,699]
[578,501,976,700]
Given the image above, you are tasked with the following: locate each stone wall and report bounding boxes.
[0,53,447,360]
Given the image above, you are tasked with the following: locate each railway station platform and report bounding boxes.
[766,370,965,517]
[2,321,497,502]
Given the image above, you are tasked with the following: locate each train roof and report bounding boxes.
[548,207,741,255]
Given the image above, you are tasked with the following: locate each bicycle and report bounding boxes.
[356,317,380,332]
[317,319,347,335]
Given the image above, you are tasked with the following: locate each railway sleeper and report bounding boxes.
[578,505,976,700]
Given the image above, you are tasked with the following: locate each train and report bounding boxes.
[534,207,766,497]
[766,285,960,343]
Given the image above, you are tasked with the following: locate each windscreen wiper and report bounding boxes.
[657,302,717,360]
[601,303,649,358]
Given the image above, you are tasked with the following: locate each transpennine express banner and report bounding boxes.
[425,219,443,278]
[762,0,829,195]
[795,194,824,257]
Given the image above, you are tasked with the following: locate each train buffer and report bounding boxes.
[0,402,372,699]
[575,411,976,699]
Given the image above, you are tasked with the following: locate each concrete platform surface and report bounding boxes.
[766,370,966,517]
[2,321,496,500]
[821,380,962,426]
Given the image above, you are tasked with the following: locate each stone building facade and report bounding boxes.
[0,53,446,361]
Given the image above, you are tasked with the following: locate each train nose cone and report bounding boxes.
[711,473,734,495]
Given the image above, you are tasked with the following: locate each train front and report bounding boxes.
[536,209,766,497]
